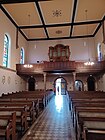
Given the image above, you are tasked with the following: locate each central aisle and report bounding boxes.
[22,95,75,140]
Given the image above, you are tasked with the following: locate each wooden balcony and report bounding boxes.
[16,60,105,76]
[43,61,76,72]
[76,61,105,73]
[16,63,44,75]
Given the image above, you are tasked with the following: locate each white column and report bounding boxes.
[73,72,76,91]
[43,73,47,91]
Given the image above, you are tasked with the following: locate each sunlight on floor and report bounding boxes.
[55,95,63,113]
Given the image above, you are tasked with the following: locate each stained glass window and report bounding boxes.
[20,48,24,64]
[3,34,9,67]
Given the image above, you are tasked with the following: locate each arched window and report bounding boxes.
[20,47,24,64]
[75,80,83,91]
[3,34,9,67]
[97,43,102,61]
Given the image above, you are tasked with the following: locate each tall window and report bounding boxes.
[3,34,9,67]
[20,48,24,64]
[97,43,102,61]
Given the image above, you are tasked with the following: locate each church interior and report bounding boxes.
[0,0,105,139]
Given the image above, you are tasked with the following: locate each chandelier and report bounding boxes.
[24,64,33,68]
[84,58,94,65]
[84,10,94,66]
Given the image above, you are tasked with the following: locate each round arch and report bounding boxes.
[87,75,95,91]
[28,76,36,91]
[53,77,67,95]
[75,80,84,91]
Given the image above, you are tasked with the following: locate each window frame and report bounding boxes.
[3,34,9,67]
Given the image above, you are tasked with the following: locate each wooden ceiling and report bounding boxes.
[0,0,105,41]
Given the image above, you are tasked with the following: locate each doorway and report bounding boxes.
[28,76,35,91]
[54,77,67,95]
[87,76,95,91]
[75,80,83,91]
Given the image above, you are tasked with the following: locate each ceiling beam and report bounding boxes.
[93,23,102,36]
[73,20,102,26]
[19,20,101,29]
[27,34,93,41]
[19,28,28,40]
[93,16,105,36]
[70,0,78,37]
[35,1,49,39]
[0,0,49,4]
[19,23,72,29]
[0,0,34,4]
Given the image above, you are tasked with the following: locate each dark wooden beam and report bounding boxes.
[27,34,93,41]
[0,0,51,4]
[73,20,102,26]
[19,23,72,29]
[35,1,49,39]
[93,15,105,36]
[71,34,94,38]
[19,20,101,29]
[0,0,34,4]
[19,29,28,40]
[93,22,102,36]
[70,0,78,37]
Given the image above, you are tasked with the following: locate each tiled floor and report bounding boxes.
[21,95,76,140]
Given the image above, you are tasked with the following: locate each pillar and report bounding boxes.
[43,72,47,91]
[73,72,76,91]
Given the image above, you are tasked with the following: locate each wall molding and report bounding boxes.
[0,65,16,72]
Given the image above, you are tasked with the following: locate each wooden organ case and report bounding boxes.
[48,44,70,62]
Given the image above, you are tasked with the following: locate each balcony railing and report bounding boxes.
[43,61,76,71]
[16,60,105,75]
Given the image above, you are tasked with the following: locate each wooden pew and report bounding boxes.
[1,90,54,108]
[1,92,46,110]
[75,108,105,140]
[80,117,105,140]
[0,100,38,123]
[68,91,105,140]
[0,112,16,140]
[0,98,39,119]
[83,127,105,140]
[0,107,27,134]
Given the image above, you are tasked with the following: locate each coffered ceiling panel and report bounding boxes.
[75,0,105,22]
[73,24,98,36]
[47,26,70,38]
[3,3,42,26]
[22,28,46,39]
[0,0,105,40]
[39,0,73,24]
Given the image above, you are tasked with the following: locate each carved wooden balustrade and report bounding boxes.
[16,63,44,75]
[43,61,75,71]
[16,60,105,76]
[76,61,105,73]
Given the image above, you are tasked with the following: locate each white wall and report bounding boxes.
[96,74,105,92]
[0,8,105,93]
[0,9,27,94]
[26,38,96,63]
[0,9,27,69]
[94,23,105,91]
[0,67,26,96]
[30,74,89,91]
[95,24,105,60]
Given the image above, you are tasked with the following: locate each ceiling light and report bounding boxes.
[84,59,94,66]
[24,64,33,68]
